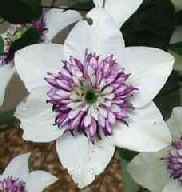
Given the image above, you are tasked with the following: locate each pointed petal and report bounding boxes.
[123,47,174,108]
[105,0,143,27]
[0,65,14,106]
[167,107,182,139]
[16,86,63,143]
[64,10,124,61]
[45,9,82,41]
[3,153,30,181]
[128,151,169,192]
[64,21,91,60]
[112,102,172,152]
[26,171,57,192]
[93,0,103,8]
[162,181,181,192]
[15,44,64,92]
[56,134,115,188]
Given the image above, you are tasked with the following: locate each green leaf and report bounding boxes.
[120,159,139,192]
[69,0,94,10]
[118,148,138,162]
[0,110,16,131]
[0,0,42,24]
[175,10,182,26]
[0,36,4,55]
[170,42,182,55]
[8,27,41,61]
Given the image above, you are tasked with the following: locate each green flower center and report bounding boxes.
[85,90,98,104]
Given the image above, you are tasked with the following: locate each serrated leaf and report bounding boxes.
[170,42,182,55]
[0,0,42,24]
[0,36,4,54]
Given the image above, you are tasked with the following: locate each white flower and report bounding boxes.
[128,107,182,192]
[0,153,57,192]
[14,0,174,188]
[0,9,81,107]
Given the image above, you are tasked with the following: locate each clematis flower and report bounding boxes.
[15,0,174,188]
[128,107,182,192]
[0,153,57,192]
[0,9,81,107]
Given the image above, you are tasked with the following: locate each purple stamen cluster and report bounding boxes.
[46,50,137,142]
[166,138,182,183]
[0,177,26,192]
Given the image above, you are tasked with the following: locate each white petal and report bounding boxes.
[93,0,103,8]
[123,47,174,108]
[64,10,124,61]
[15,44,64,92]
[0,65,14,106]
[56,134,115,188]
[105,0,143,27]
[112,102,172,152]
[26,171,57,192]
[45,9,82,41]
[64,21,90,60]
[170,26,182,44]
[128,151,169,192]
[16,86,63,143]
[162,180,182,192]
[167,107,182,139]
[3,153,30,181]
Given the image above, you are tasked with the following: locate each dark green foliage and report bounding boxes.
[69,0,94,10]
[175,10,182,26]
[118,148,138,162]
[122,0,175,50]
[0,36,4,54]
[155,71,181,120]
[0,110,17,131]
[170,42,182,55]
[8,27,41,61]
[11,27,41,51]
[0,0,42,24]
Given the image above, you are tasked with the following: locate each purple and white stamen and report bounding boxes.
[0,177,26,192]
[166,138,182,183]
[46,50,137,142]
